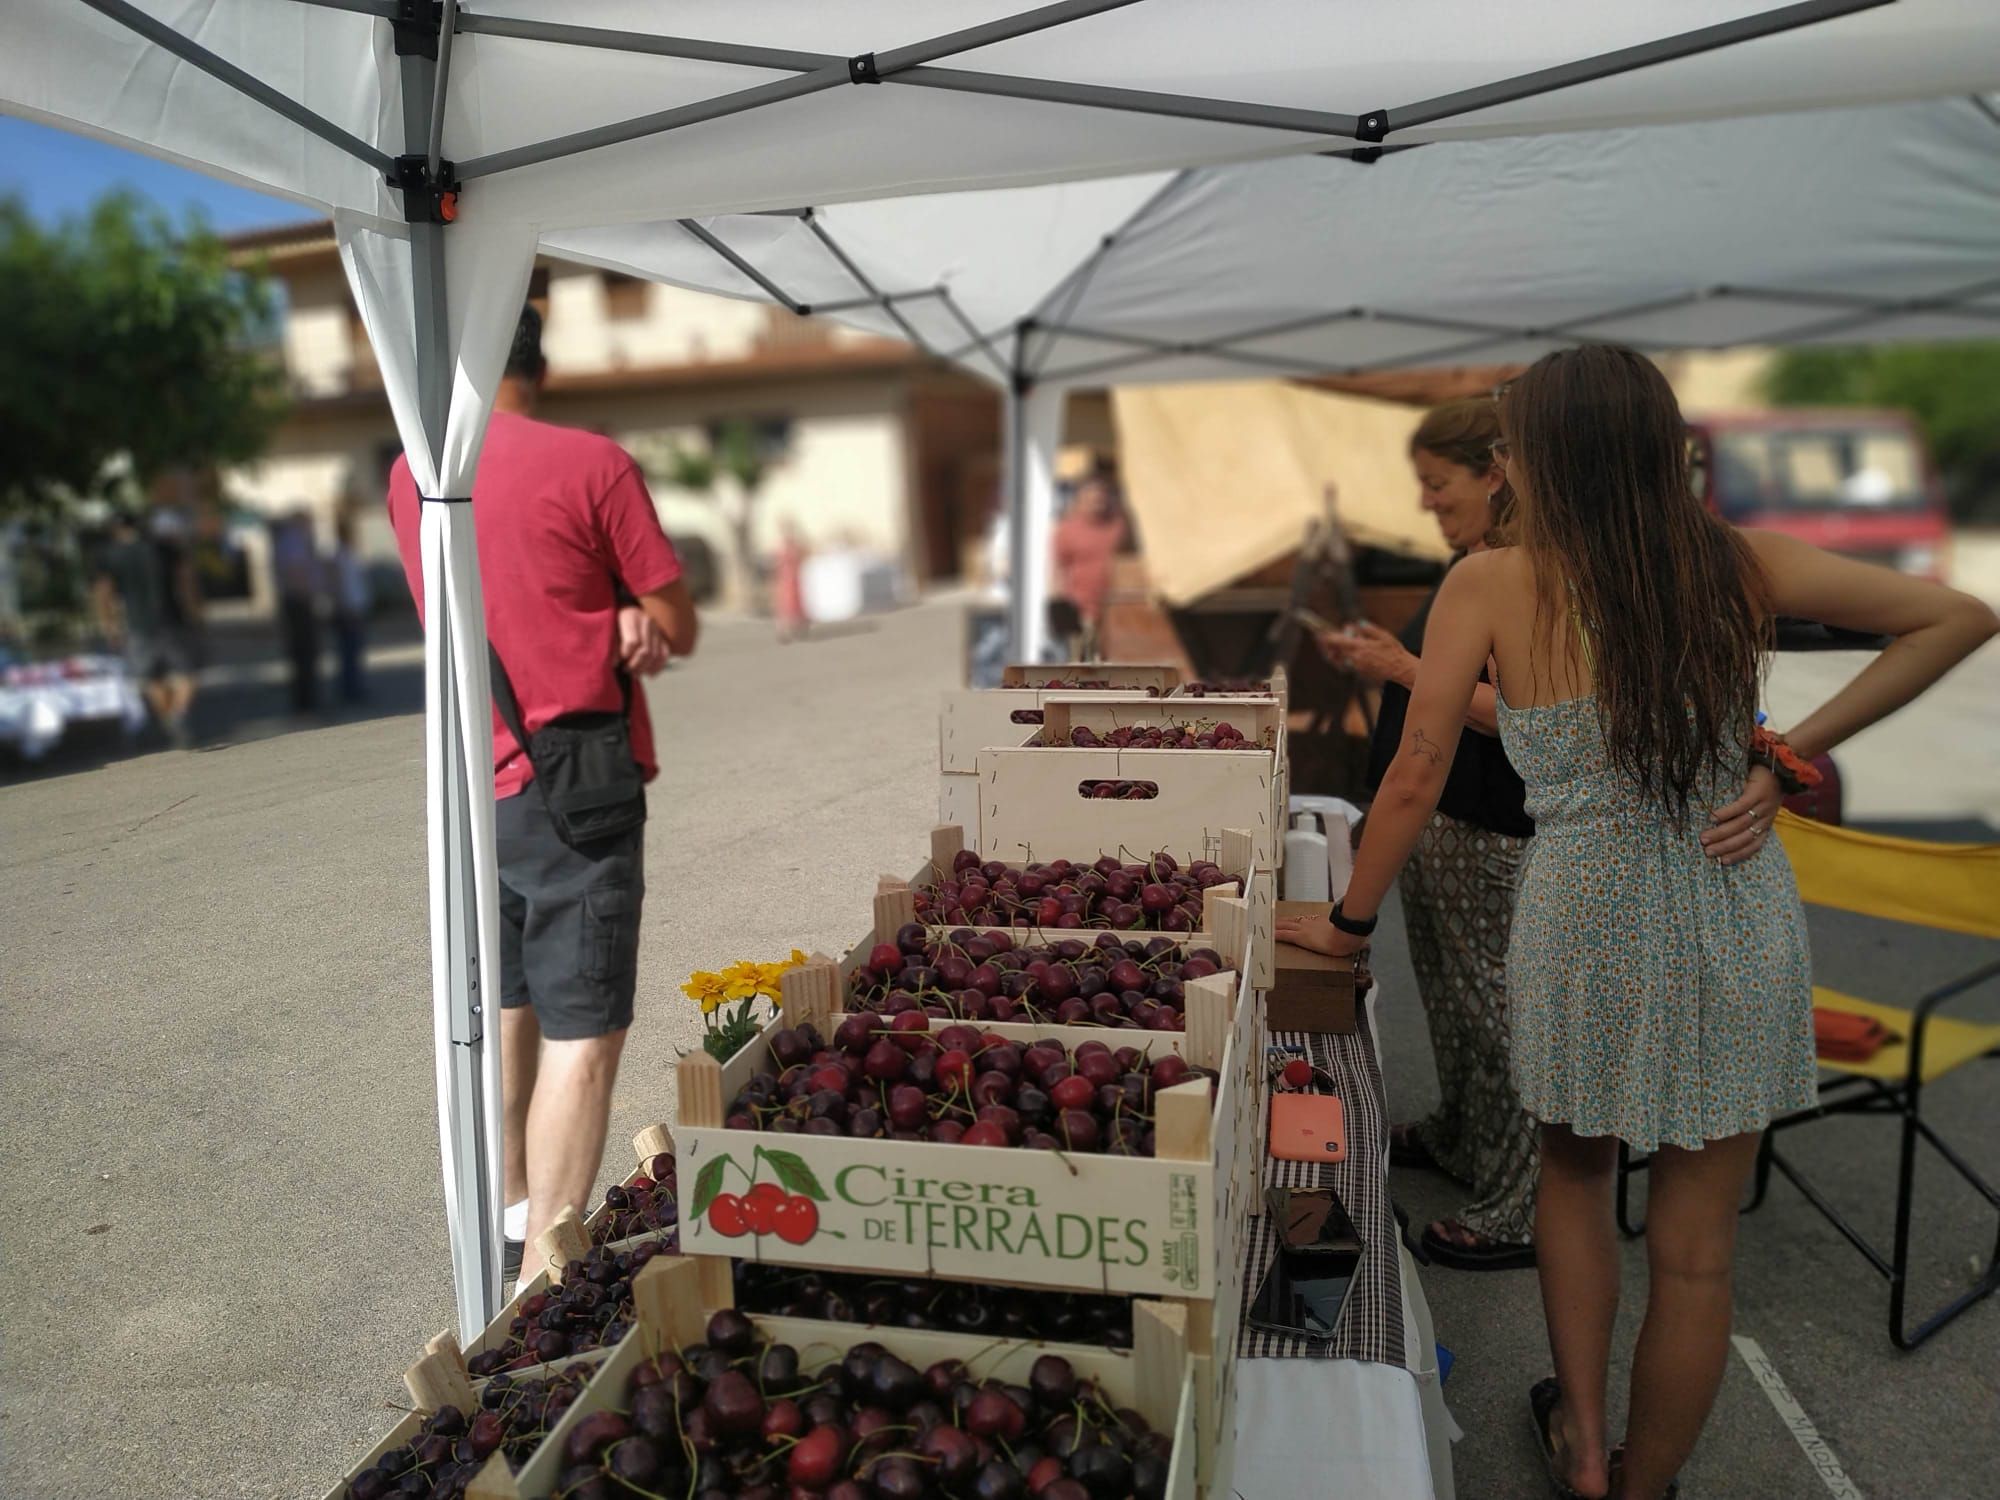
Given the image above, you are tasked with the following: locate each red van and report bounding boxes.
[1685,410,1950,580]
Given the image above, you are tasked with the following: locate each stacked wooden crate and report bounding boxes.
[938,663,1182,827]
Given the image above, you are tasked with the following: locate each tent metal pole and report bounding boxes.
[398,40,500,1344]
[458,69,852,180]
[1034,338,1345,385]
[457,13,1359,142]
[677,221,810,315]
[425,0,461,178]
[284,0,398,17]
[447,0,1857,179]
[1025,172,1194,374]
[454,12,829,70]
[77,0,395,173]
[930,292,1016,384]
[456,0,1150,182]
[896,68,1360,138]
[1004,335,1036,665]
[804,218,941,359]
[873,0,1146,72]
[813,288,946,315]
[1386,0,1890,135]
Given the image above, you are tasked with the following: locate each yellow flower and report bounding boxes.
[720,961,765,1003]
[754,962,791,999]
[787,949,809,970]
[681,971,728,1015]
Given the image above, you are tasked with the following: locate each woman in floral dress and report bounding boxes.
[1281,346,1996,1500]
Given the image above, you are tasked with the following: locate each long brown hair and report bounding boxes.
[1410,398,1515,547]
[1500,345,1770,823]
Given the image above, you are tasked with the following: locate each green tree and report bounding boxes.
[1763,343,2000,520]
[644,419,777,608]
[0,192,288,518]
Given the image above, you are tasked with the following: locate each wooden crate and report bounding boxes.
[973,728,1282,984]
[997,661,1183,691]
[321,1333,598,1500]
[579,1124,676,1251]
[1169,664,1291,718]
[462,1251,624,1388]
[1037,693,1285,751]
[677,958,1247,1302]
[940,684,1168,827]
[867,821,1260,969]
[496,1255,1209,1500]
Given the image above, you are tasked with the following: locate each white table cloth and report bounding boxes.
[1232,983,1460,1499]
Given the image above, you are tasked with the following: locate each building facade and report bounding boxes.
[224,223,1004,606]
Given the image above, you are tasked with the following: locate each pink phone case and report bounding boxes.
[1268,1093,1348,1164]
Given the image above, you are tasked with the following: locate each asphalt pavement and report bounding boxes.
[0,600,1994,1500]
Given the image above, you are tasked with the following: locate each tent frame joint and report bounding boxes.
[1355,109,1390,144]
[391,0,450,59]
[848,52,882,85]
[389,154,461,223]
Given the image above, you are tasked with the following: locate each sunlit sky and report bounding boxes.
[0,116,306,232]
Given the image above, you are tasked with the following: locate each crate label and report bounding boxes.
[679,1128,1214,1297]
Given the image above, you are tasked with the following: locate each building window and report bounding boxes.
[603,272,649,322]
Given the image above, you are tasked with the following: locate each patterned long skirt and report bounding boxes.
[1399,811,1539,1245]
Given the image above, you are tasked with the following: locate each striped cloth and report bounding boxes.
[1238,1005,1408,1368]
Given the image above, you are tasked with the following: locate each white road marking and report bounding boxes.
[1732,1335,1865,1500]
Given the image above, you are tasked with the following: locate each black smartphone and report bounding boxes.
[1280,1187,1363,1262]
[1248,1242,1357,1341]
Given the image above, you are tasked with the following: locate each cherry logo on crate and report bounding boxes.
[691,1145,840,1245]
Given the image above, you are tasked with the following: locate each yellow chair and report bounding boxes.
[1618,810,2000,1349]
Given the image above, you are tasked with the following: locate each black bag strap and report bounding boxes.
[487,643,536,768]
[488,642,634,754]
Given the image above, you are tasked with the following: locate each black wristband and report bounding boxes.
[1328,900,1377,937]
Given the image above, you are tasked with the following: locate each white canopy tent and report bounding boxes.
[550,87,2000,653]
[5,0,1993,1340]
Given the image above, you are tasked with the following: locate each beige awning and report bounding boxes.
[1112,381,1450,606]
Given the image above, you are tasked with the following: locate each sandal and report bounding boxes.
[1530,1378,1590,1500]
[1609,1444,1680,1500]
[1422,1219,1537,1271]
[1388,1122,1445,1173]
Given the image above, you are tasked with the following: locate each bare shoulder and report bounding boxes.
[1441,546,1526,601]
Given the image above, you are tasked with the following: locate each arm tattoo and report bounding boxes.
[1409,728,1445,767]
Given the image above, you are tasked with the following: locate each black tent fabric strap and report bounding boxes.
[1239,1005,1409,1368]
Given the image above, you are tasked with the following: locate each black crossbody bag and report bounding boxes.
[488,646,647,849]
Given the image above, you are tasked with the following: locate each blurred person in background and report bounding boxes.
[388,304,698,1288]
[1320,397,1539,1271]
[1052,461,1130,658]
[270,508,323,714]
[92,509,202,748]
[772,518,809,643]
[330,511,371,705]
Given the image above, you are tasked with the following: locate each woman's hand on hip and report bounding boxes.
[1701,765,1782,865]
[1275,910,1367,958]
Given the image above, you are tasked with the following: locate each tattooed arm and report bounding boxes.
[1278,557,1495,958]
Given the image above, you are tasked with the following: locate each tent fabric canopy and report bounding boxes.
[549,90,2000,393]
[10,1,1996,234]
[8,0,1998,1342]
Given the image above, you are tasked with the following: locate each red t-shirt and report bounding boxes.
[387,409,682,799]
[1053,511,1128,625]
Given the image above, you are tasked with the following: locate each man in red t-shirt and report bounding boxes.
[388,305,698,1285]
